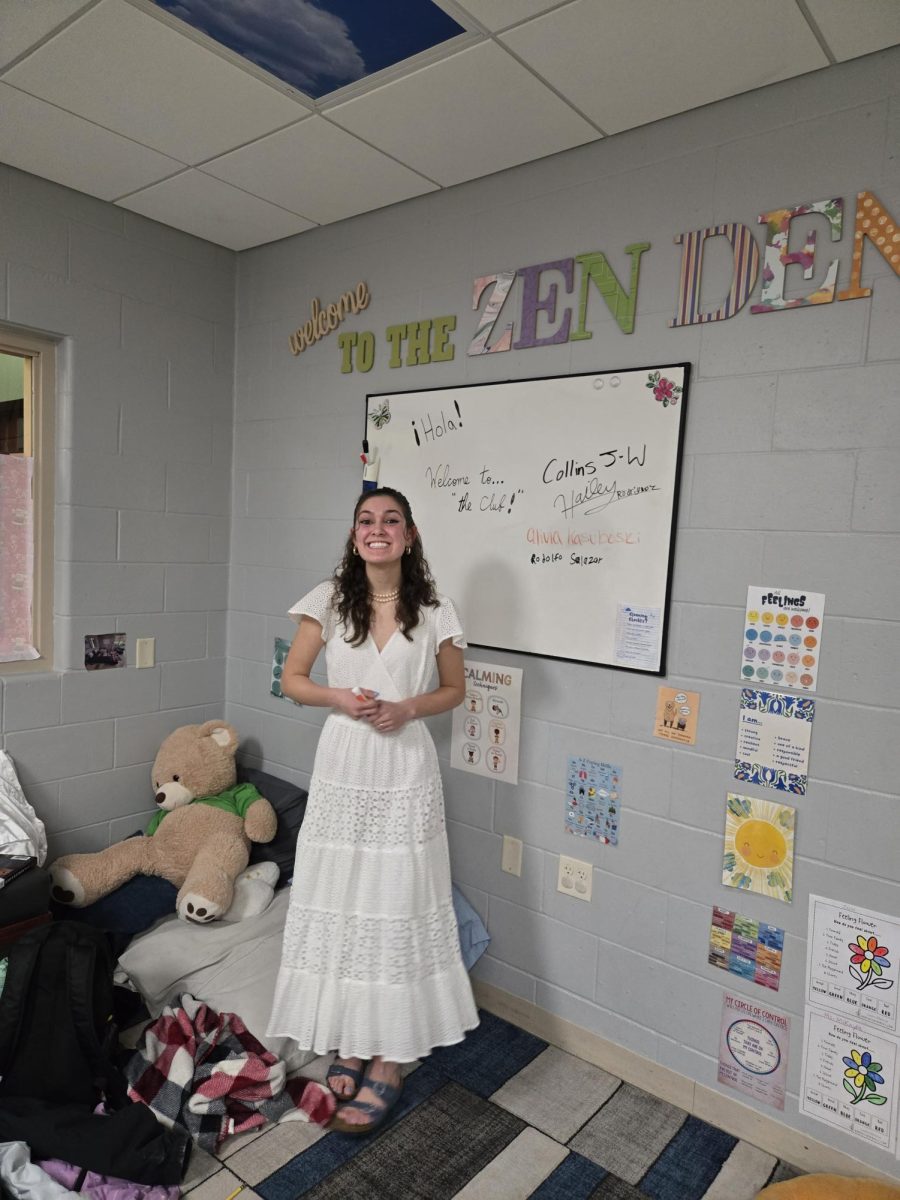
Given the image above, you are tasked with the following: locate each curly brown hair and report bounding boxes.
[333,487,439,646]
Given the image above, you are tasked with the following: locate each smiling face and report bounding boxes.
[736,818,787,868]
[352,494,415,564]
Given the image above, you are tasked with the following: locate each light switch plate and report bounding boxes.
[501,834,523,877]
[135,637,155,668]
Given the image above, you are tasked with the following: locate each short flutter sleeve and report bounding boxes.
[287,580,336,640]
[434,595,467,651]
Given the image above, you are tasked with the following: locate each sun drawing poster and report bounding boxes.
[722,794,795,904]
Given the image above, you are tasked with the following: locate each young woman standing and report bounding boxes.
[267,487,478,1133]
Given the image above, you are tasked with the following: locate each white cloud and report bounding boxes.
[165,0,367,94]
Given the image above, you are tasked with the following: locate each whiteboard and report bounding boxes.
[365,364,690,672]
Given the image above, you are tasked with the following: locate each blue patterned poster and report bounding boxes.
[734,688,814,795]
[566,757,621,844]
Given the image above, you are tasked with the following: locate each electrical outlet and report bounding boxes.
[135,637,155,668]
[557,854,592,901]
[501,834,523,877]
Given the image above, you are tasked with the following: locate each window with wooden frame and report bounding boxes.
[0,328,55,671]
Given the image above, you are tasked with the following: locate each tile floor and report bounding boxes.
[176,1011,801,1199]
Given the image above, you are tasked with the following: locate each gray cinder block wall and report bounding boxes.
[0,164,236,855]
[0,43,897,1178]
[230,49,899,1175]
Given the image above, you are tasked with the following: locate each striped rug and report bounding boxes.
[181,1011,802,1199]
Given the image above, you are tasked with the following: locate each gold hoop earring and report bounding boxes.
[405,546,411,555]
[353,547,359,556]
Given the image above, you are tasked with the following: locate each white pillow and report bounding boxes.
[118,889,316,1072]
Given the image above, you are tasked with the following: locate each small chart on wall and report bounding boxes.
[365,364,690,671]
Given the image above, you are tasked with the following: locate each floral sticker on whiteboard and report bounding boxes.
[722,793,795,903]
[646,370,682,407]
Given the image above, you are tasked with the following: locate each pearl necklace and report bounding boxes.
[370,588,400,604]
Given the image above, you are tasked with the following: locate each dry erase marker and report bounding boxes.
[362,457,379,492]
[351,686,380,701]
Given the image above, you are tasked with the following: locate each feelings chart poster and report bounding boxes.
[566,757,622,845]
[741,586,825,692]
[718,991,790,1111]
[451,660,523,783]
[709,907,785,991]
[734,687,814,795]
[806,896,899,1036]
[722,793,795,904]
[800,1008,899,1152]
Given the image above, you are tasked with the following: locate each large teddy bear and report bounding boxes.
[50,721,277,924]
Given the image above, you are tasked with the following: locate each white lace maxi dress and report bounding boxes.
[267,581,479,1063]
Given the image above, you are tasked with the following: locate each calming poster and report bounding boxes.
[734,687,814,795]
[722,794,795,904]
[452,660,522,783]
[740,586,825,692]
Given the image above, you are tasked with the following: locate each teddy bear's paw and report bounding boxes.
[49,865,86,906]
[179,892,225,923]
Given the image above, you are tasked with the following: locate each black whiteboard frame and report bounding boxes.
[365,362,691,675]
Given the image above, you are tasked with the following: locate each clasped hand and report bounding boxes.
[338,689,409,733]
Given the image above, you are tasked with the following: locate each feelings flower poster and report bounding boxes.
[722,793,795,904]
[806,896,899,1036]
[800,1008,898,1151]
[740,586,825,692]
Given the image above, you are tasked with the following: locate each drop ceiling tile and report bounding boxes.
[0,0,94,69]
[117,171,315,251]
[453,0,565,32]
[501,0,829,135]
[805,0,900,61]
[201,116,437,225]
[326,41,598,187]
[0,83,184,200]
[4,0,308,164]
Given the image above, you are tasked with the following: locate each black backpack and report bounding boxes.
[0,920,129,1107]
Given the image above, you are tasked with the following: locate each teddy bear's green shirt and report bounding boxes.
[144,782,263,836]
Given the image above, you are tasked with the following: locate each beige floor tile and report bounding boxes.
[453,1127,568,1199]
[225,1119,327,1185]
[183,1146,223,1192]
[186,1167,262,1200]
[491,1044,621,1142]
[216,1125,268,1160]
[702,1139,777,1199]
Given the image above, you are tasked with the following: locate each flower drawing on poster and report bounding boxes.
[842,1049,888,1107]
[848,935,894,993]
[722,793,795,903]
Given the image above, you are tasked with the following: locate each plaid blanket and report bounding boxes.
[125,994,335,1150]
